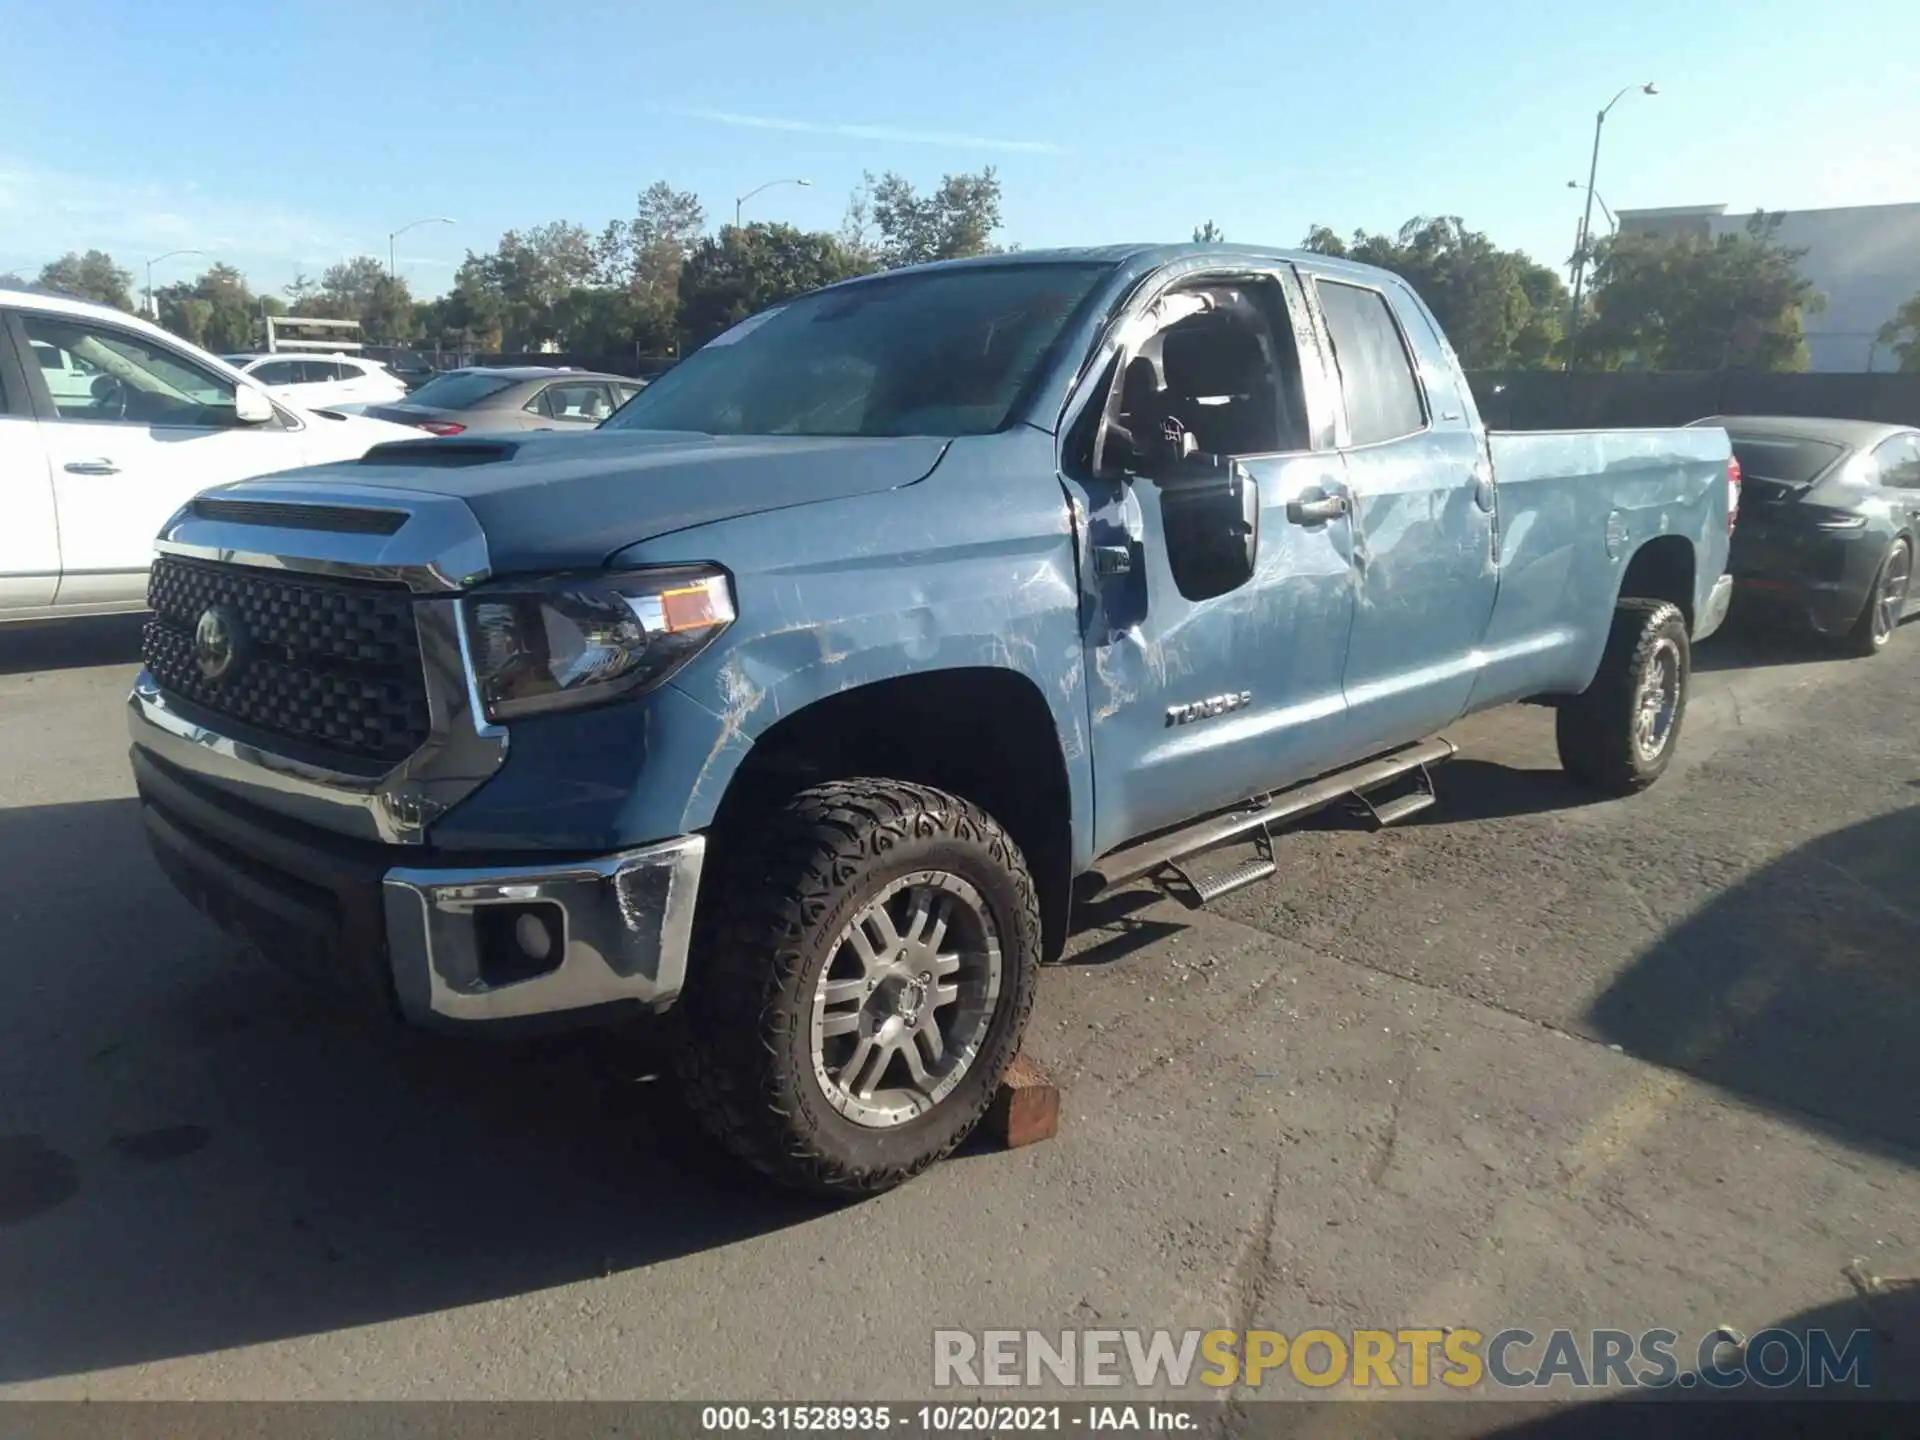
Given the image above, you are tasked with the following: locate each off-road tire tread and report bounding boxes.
[673,779,1040,1197]
[1556,599,1689,796]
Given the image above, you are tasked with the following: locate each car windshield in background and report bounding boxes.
[404,372,519,409]
[603,262,1113,439]
[1728,435,1847,486]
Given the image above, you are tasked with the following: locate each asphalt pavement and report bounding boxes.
[0,611,1914,1404]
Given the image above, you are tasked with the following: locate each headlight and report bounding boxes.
[463,566,736,721]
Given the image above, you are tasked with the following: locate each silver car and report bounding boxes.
[361,366,647,436]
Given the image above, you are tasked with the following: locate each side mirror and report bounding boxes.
[1147,451,1259,602]
[234,385,276,425]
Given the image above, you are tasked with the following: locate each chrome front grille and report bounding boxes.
[142,555,432,767]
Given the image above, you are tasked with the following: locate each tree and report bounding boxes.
[593,182,706,354]
[38,250,135,311]
[463,222,601,349]
[678,222,874,348]
[847,168,1003,268]
[363,274,418,343]
[154,289,214,347]
[148,263,263,351]
[314,256,387,322]
[1301,216,1567,370]
[1876,292,1920,372]
[424,256,506,351]
[1580,213,1822,371]
[1193,220,1226,243]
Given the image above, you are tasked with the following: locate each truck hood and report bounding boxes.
[234,430,952,574]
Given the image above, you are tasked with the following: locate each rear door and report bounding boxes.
[0,314,58,610]
[16,308,310,608]
[1306,271,1498,755]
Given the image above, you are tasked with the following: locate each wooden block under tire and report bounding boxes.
[985,1054,1059,1149]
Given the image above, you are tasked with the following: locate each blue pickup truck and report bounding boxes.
[127,244,1737,1194]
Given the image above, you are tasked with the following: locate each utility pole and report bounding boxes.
[1565,83,1657,371]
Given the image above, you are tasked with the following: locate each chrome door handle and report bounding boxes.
[1287,494,1349,525]
[63,458,120,475]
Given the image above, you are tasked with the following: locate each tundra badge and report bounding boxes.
[1166,691,1252,726]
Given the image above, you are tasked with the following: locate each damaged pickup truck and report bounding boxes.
[128,244,1738,1195]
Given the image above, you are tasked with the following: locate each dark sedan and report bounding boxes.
[1695,415,1919,656]
[362,366,646,436]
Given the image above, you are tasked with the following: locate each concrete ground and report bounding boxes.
[0,613,1915,1408]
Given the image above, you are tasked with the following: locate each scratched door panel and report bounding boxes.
[1339,426,1498,755]
[1314,277,1498,757]
[1081,446,1355,856]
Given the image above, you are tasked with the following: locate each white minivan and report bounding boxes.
[1,285,427,623]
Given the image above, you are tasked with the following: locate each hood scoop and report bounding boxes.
[361,438,523,468]
[189,497,409,535]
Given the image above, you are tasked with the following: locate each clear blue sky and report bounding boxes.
[2,0,1914,298]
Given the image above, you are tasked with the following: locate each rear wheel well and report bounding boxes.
[706,668,1075,962]
[1617,536,1696,630]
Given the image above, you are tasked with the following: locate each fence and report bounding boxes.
[1468,370,1920,431]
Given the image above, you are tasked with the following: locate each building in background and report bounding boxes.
[1613,201,1920,373]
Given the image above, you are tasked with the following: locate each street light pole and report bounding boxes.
[734,178,811,228]
[388,217,456,279]
[1568,179,1617,234]
[144,249,205,319]
[1565,82,1657,371]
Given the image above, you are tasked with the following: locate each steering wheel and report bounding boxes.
[89,373,128,421]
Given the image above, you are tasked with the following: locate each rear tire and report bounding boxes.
[1556,600,1691,796]
[1840,537,1912,658]
[673,779,1040,1198]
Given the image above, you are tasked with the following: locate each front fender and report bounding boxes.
[430,432,1097,865]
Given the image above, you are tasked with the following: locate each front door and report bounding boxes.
[1061,264,1358,858]
[1307,274,1499,756]
[15,310,300,608]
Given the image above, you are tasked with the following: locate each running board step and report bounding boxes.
[1086,736,1457,900]
[1169,853,1278,905]
[1366,790,1436,827]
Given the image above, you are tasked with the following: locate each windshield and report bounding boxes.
[603,262,1112,439]
[404,371,518,410]
[1728,435,1847,486]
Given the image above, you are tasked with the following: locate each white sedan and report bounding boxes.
[221,352,410,410]
[1,286,428,624]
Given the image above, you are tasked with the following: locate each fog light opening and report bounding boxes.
[475,900,566,986]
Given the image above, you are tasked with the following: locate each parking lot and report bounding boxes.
[0,613,1914,1402]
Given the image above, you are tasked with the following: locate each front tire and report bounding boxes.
[674,779,1041,1197]
[1556,600,1691,796]
[1841,536,1912,658]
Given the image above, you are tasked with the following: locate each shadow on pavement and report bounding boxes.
[1586,805,1920,1165]
[0,613,148,676]
[0,794,833,1384]
[1404,758,1605,826]
[1060,887,1190,968]
[1690,609,1856,674]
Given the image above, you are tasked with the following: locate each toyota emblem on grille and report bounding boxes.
[193,606,242,681]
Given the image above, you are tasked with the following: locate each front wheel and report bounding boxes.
[1841,536,1912,658]
[1556,600,1691,796]
[674,779,1041,1197]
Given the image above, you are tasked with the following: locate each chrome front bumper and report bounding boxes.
[131,693,705,1027]
[384,837,704,1024]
